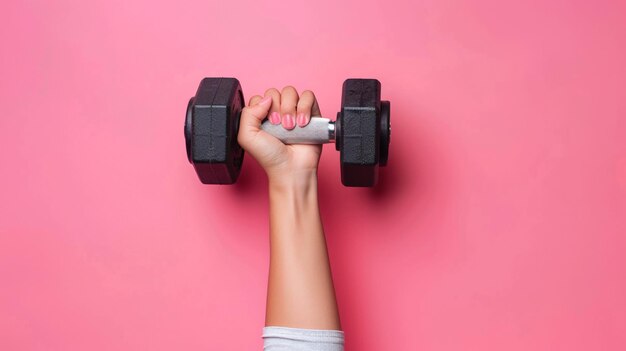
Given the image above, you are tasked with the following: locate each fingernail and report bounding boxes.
[296,113,307,127]
[269,112,281,124]
[283,114,295,129]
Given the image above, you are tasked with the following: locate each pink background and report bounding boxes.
[1,0,625,350]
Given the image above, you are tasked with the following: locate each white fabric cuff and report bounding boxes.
[263,326,344,351]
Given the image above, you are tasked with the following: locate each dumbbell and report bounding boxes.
[184,77,390,187]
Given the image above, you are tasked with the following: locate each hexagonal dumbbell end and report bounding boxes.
[336,79,390,187]
[184,78,245,184]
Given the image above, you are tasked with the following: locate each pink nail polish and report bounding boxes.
[269,112,281,124]
[296,113,307,127]
[283,114,295,129]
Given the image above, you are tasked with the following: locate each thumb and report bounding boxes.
[240,95,272,130]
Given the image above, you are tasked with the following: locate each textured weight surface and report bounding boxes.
[188,78,244,184]
[339,79,381,187]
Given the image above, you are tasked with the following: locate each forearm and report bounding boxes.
[265,171,341,330]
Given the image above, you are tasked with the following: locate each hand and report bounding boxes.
[237,86,323,186]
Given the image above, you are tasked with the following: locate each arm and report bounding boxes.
[237,86,341,330]
[266,172,340,329]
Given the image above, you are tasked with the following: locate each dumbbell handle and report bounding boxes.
[260,117,336,144]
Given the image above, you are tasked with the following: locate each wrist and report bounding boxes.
[268,169,318,193]
[268,169,322,237]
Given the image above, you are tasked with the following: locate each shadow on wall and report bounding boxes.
[323,104,455,350]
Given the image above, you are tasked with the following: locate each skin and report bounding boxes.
[237,86,341,330]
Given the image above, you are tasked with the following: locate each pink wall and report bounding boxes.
[1,0,625,350]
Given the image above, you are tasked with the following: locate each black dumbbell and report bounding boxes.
[184,78,391,187]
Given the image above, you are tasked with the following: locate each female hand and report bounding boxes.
[237,86,323,186]
[241,88,341,333]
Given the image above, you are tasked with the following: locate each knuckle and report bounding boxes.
[282,85,297,94]
[248,95,262,105]
[297,91,315,109]
[264,88,280,96]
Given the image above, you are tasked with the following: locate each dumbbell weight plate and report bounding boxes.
[379,100,390,166]
[185,78,245,184]
[185,97,194,163]
[337,79,384,187]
